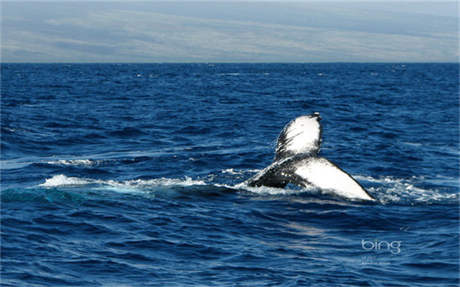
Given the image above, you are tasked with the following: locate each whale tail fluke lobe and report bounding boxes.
[247,113,375,201]
[275,112,322,161]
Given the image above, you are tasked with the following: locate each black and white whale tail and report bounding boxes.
[247,113,375,201]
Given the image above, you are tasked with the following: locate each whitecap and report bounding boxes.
[39,174,91,187]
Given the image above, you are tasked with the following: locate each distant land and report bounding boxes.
[2,2,458,63]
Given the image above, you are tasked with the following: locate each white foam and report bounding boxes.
[355,175,458,204]
[220,168,260,175]
[221,168,238,175]
[46,159,98,167]
[234,182,310,196]
[39,174,91,187]
[38,174,206,190]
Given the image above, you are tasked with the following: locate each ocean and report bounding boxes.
[1,63,459,286]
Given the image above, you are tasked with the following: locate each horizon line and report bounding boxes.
[2,61,459,65]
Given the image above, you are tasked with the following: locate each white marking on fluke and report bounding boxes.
[275,112,321,160]
[294,158,373,200]
[247,113,374,201]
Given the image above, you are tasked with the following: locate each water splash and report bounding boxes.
[355,175,459,204]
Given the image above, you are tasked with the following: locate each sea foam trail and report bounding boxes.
[39,174,207,189]
[233,182,312,196]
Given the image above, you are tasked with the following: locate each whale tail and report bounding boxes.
[247,113,374,201]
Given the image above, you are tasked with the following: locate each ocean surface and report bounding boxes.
[1,63,459,286]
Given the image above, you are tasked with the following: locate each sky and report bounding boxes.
[1,1,458,63]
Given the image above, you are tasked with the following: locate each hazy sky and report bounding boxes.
[2,1,458,62]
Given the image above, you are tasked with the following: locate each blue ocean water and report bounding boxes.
[1,63,459,286]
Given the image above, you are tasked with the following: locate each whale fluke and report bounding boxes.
[247,113,374,201]
[275,112,322,160]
